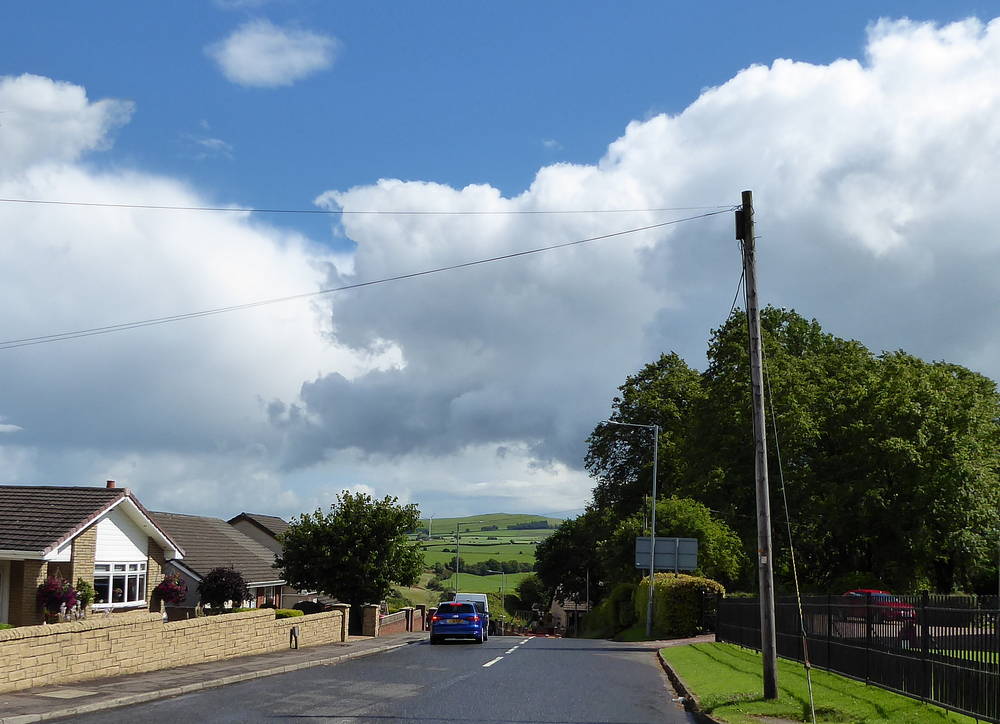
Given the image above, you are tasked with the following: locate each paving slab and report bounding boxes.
[0,632,426,724]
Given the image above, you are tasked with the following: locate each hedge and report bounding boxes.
[276,608,305,619]
[634,573,724,638]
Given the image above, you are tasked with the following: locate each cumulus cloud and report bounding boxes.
[4,16,1000,520]
[206,20,338,87]
[0,74,132,173]
[271,17,1000,485]
[0,74,391,515]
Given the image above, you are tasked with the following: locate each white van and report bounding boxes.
[453,592,489,615]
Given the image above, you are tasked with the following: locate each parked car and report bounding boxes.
[430,602,487,644]
[840,589,916,621]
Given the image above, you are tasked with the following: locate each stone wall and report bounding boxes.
[0,607,346,693]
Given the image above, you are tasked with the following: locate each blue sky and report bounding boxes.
[5,1,989,236]
[1,2,999,520]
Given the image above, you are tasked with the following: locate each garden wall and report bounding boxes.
[0,607,346,693]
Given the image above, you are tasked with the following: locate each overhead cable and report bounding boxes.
[0,197,736,216]
[0,208,734,350]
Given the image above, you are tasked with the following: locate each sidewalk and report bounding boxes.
[0,631,427,724]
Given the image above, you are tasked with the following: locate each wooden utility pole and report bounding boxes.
[737,189,778,698]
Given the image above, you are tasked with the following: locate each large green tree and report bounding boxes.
[583,307,1000,594]
[276,492,424,610]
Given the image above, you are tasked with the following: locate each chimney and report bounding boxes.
[106,480,116,489]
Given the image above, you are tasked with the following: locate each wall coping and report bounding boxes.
[0,611,161,642]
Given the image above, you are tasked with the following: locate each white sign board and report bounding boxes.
[634,537,698,572]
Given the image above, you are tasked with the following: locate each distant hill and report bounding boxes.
[416,512,563,534]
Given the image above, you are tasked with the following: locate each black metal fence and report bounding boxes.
[716,593,1000,723]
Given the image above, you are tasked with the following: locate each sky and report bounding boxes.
[1,1,999,522]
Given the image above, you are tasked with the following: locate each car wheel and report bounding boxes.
[476,632,484,644]
[430,636,440,645]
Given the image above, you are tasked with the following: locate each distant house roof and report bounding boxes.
[227,512,290,540]
[151,511,284,586]
[0,484,183,559]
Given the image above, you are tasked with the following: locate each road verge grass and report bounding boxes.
[659,643,977,723]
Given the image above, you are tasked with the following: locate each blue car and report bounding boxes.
[429,602,487,644]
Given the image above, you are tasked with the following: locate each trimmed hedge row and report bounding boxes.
[634,573,724,638]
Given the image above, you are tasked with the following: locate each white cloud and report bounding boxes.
[206,20,338,88]
[276,16,1000,482]
[0,74,132,173]
[542,138,563,150]
[4,16,1000,521]
[0,424,22,434]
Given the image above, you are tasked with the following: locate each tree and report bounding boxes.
[586,353,704,517]
[584,307,1000,594]
[275,491,424,610]
[198,566,249,609]
[514,574,550,611]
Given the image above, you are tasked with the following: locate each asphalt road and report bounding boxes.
[59,635,698,723]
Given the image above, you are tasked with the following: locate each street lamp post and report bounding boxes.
[487,568,506,635]
[603,419,660,638]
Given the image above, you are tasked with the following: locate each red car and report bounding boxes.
[841,589,916,621]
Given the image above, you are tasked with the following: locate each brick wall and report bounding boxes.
[7,561,47,627]
[0,607,346,693]
[70,525,97,589]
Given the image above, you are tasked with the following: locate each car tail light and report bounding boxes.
[431,615,440,622]
[470,615,480,622]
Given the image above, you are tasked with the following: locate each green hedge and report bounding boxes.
[634,573,724,638]
[276,608,304,619]
[583,583,636,638]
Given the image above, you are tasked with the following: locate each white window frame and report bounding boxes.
[93,561,147,609]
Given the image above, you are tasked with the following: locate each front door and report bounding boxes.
[0,560,10,624]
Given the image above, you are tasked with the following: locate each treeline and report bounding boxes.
[536,307,999,603]
[447,557,535,575]
[506,520,552,530]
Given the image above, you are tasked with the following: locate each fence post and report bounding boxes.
[920,590,930,702]
[827,594,832,669]
[715,593,722,643]
[865,592,872,685]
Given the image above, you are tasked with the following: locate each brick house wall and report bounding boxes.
[70,525,97,589]
[146,538,165,605]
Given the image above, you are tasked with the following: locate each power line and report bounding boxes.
[0,209,733,350]
[0,197,736,216]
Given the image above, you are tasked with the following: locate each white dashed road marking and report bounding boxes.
[505,647,519,654]
[483,657,504,668]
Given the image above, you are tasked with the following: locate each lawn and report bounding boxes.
[660,643,978,724]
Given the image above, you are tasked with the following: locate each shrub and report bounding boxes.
[582,583,636,638]
[198,566,249,609]
[276,608,304,619]
[153,573,188,605]
[293,600,328,614]
[37,575,77,614]
[0,623,12,630]
[75,578,95,608]
[634,573,724,638]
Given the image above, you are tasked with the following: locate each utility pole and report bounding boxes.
[737,189,778,699]
[647,423,659,639]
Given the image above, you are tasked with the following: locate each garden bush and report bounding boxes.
[582,583,636,638]
[37,575,77,615]
[634,573,724,638]
[293,600,329,614]
[153,573,187,605]
[276,608,304,619]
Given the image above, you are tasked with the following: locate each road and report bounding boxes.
[60,635,698,723]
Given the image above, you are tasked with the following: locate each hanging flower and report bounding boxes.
[153,573,188,605]
[37,575,78,613]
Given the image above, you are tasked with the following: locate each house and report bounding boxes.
[228,512,320,609]
[227,512,290,555]
[0,482,184,627]
[150,511,285,608]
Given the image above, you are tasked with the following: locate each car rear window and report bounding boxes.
[437,603,475,614]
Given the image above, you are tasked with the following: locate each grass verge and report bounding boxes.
[659,643,978,724]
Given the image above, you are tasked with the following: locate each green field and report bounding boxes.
[436,571,533,595]
[417,512,562,538]
[421,541,538,566]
